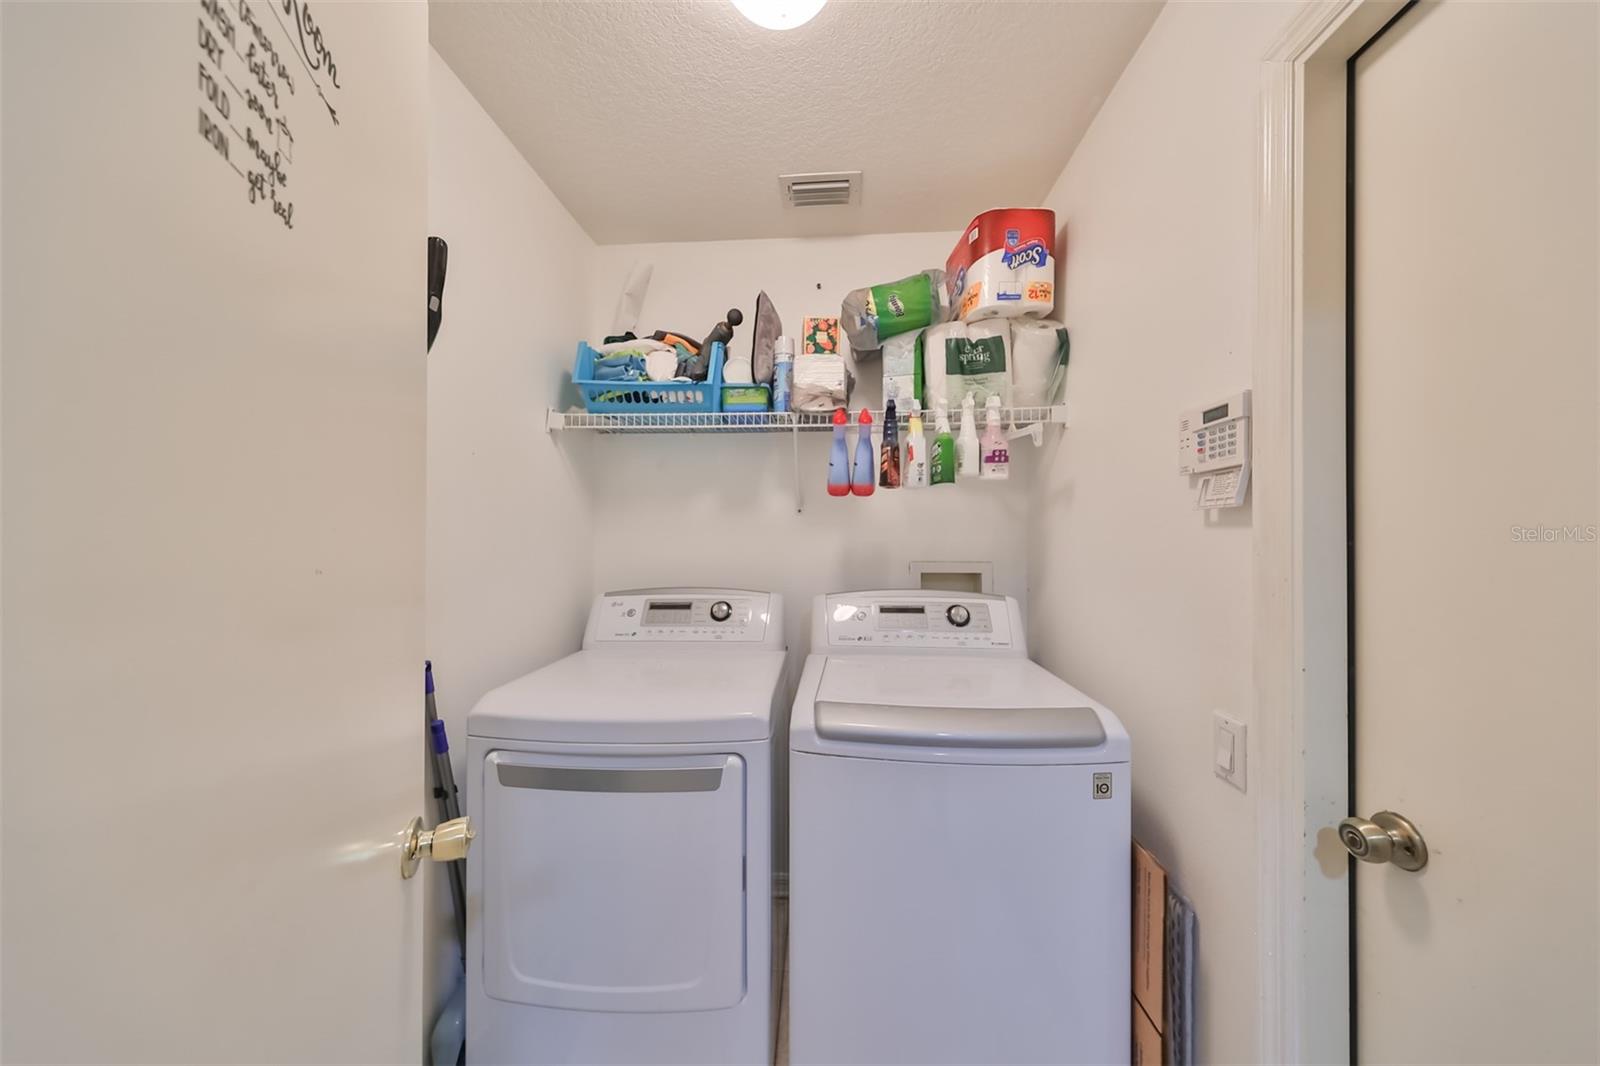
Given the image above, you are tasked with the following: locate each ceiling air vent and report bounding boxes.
[780,171,861,208]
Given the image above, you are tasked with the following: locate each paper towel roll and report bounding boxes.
[962,319,1013,406]
[1010,319,1069,406]
[922,321,969,411]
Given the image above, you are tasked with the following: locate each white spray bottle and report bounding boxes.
[980,394,1010,480]
[904,398,929,489]
[957,394,980,479]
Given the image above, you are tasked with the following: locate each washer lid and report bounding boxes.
[796,655,1129,763]
[468,650,787,744]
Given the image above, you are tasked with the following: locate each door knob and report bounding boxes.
[1337,810,1428,871]
[401,816,474,879]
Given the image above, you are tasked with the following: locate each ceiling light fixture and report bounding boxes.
[731,0,826,31]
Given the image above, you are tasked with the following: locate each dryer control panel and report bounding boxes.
[585,589,780,647]
[819,591,1020,653]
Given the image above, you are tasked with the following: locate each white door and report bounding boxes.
[1351,2,1598,1061]
[2,2,429,1061]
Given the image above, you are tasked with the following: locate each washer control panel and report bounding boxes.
[822,592,1015,651]
[589,591,773,644]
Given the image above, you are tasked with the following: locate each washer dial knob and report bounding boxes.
[709,600,733,623]
[946,604,971,628]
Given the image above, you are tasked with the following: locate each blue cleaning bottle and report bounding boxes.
[827,407,851,496]
[851,408,876,496]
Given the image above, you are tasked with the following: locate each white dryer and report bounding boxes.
[466,589,785,1066]
[789,590,1131,1066]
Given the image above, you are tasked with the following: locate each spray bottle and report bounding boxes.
[904,399,929,489]
[827,407,851,496]
[879,391,901,489]
[851,409,877,496]
[980,394,1010,479]
[957,394,980,479]
[930,402,957,485]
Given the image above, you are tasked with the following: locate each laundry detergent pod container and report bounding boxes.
[945,208,1057,321]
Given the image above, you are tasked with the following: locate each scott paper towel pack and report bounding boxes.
[945,208,1056,322]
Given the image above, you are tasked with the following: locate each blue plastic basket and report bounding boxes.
[574,340,724,414]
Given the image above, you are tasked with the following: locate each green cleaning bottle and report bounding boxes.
[930,402,957,485]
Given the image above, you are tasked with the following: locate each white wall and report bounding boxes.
[426,46,598,1024]
[588,233,1037,871]
[588,233,1033,641]
[1028,4,1299,1062]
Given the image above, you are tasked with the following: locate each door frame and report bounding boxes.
[1252,2,1409,1061]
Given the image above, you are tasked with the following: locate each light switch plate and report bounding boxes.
[1213,712,1247,792]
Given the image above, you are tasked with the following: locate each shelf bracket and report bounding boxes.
[1007,423,1045,448]
[792,420,804,513]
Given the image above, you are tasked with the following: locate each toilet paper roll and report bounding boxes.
[922,320,969,411]
[1010,319,1070,406]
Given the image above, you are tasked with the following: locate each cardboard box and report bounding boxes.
[1132,1000,1163,1066]
[1132,842,1167,1031]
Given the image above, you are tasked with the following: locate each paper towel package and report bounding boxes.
[882,329,924,407]
[924,320,1011,409]
[946,208,1057,321]
[1010,319,1070,406]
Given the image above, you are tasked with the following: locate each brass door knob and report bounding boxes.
[400,816,474,879]
[1337,811,1428,871]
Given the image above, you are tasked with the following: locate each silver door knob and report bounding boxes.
[1337,810,1428,871]
[400,816,474,879]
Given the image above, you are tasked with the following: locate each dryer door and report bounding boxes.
[481,750,747,1012]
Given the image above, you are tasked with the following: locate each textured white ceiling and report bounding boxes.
[430,0,1161,245]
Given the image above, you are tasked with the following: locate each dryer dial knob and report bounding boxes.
[947,604,971,628]
[710,600,733,622]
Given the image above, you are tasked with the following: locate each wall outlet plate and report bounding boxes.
[1213,712,1247,792]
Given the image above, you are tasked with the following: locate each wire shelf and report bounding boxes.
[546,404,1070,434]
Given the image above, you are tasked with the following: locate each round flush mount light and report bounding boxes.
[731,0,826,31]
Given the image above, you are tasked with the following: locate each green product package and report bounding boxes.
[944,333,1009,404]
[867,274,936,342]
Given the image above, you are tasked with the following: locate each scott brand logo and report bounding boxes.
[1001,240,1048,271]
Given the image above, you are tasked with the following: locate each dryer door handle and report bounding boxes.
[495,763,726,794]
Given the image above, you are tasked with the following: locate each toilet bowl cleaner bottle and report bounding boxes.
[980,394,1010,480]
[930,403,957,485]
[827,407,851,496]
[957,394,980,479]
[851,409,876,496]
[904,400,929,489]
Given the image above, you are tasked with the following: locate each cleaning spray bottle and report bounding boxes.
[957,394,980,479]
[827,407,851,496]
[879,391,901,489]
[852,408,876,496]
[930,402,956,486]
[980,394,1010,479]
[904,399,929,489]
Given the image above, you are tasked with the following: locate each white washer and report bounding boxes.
[466,588,785,1066]
[789,590,1131,1066]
